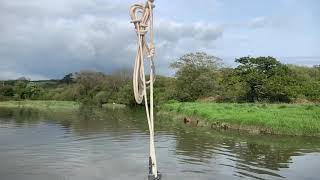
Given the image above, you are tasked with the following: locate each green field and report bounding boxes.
[161,102,320,136]
[0,100,80,111]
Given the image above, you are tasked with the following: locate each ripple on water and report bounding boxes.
[0,108,320,180]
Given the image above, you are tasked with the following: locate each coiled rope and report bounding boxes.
[130,0,161,179]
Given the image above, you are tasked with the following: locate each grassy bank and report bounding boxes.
[160,102,320,136]
[102,103,127,109]
[0,100,80,111]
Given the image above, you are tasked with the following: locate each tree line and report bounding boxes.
[1,52,319,106]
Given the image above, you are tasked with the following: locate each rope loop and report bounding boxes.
[130,0,156,104]
[130,0,160,179]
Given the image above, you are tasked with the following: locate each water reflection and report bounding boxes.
[0,107,319,180]
[171,124,320,179]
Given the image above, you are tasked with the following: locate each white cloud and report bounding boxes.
[0,0,224,80]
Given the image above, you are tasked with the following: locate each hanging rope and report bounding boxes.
[130,0,161,179]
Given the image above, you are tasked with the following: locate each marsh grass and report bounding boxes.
[162,102,320,136]
[0,100,79,111]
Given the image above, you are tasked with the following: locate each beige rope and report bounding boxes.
[130,0,159,178]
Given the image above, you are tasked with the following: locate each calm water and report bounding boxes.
[0,107,319,180]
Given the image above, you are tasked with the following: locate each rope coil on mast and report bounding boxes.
[130,0,161,179]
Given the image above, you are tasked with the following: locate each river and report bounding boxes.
[0,107,319,180]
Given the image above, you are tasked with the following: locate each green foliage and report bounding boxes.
[94,91,112,107]
[41,85,82,101]
[234,56,291,102]
[14,81,27,99]
[286,65,320,101]
[23,83,43,100]
[0,85,14,97]
[154,76,177,105]
[74,71,107,97]
[113,82,136,106]
[171,52,222,101]
[0,53,319,105]
[60,73,74,84]
[219,68,247,102]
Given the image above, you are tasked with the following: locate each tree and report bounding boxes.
[170,52,222,101]
[14,80,27,99]
[94,91,112,107]
[219,68,247,102]
[23,83,42,100]
[234,56,290,102]
[154,76,177,105]
[108,68,132,92]
[0,85,14,97]
[74,71,107,97]
[113,82,136,106]
[287,65,320,101]
[313,65,320,81]
[61,73,74,84]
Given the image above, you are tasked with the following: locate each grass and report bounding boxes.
[0,100,80,111]
[102,103,127,109]
[161,102,320,136]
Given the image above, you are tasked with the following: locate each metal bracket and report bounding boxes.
[148,156,161,180]
[148,172,162,180]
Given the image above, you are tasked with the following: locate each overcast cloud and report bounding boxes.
[0,0,319,80]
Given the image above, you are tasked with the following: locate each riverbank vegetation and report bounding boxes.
[0,52,319,135]
[1,53,319,106]
[161,102,320,136]
[0,100,79,110]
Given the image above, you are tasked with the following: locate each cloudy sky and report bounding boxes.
[0,0,319,80]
